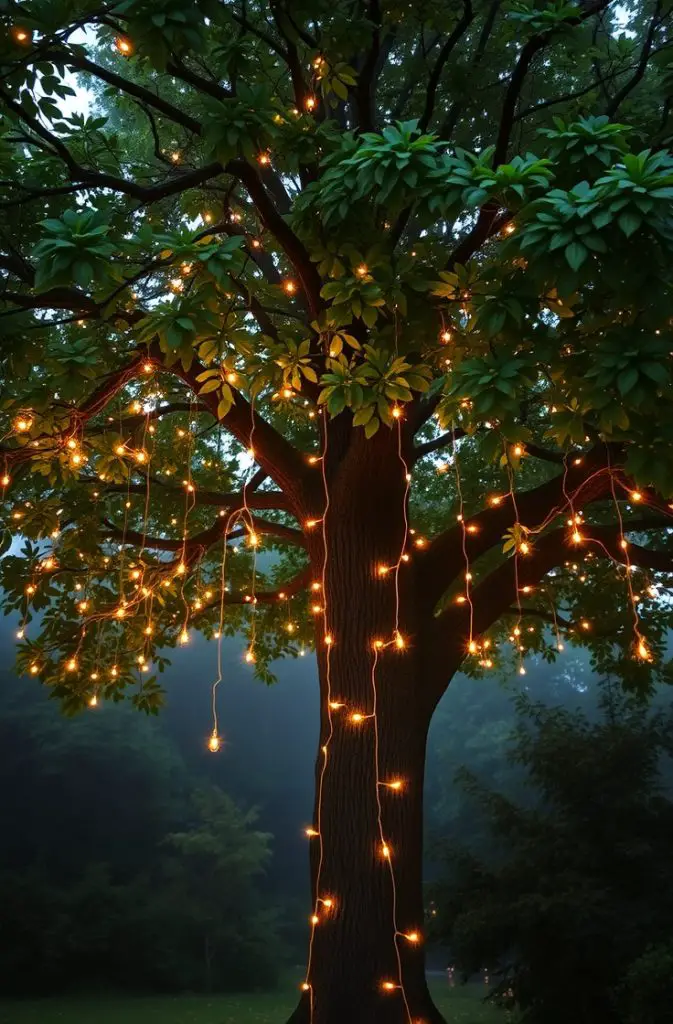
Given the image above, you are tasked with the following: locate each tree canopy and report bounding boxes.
[1,0,673,709]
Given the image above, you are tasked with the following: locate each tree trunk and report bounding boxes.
[288,428,449,1024]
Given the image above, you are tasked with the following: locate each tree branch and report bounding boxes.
[418,1,474,132]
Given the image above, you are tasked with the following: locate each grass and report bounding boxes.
[0,981,501,1023]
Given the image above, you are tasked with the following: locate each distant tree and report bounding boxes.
[433,683,673,1024]
[3,2,673,1020]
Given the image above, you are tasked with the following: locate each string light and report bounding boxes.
[208,731,221,753]
[115,36,132,54]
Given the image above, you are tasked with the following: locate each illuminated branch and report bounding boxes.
[156,345,312,500]
[420,448,614,610]
[194,564,313,617]
[91,479,293,512]
[102,511,306,551]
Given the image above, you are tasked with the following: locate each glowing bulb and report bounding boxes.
[311,581,321,591]
[176,562,187,576]
[489,495,502,506]
[66,658,77,672]
[405,931,421,943]
[468,639,478,654]
[356,263,368,277]
[143,362,153,374]
[440,330,452,343]
[30,663,39,675]
[350,712,365,724]
[415,537,427,548]
[115,445,126,456]
[15,417,31,432]
[395,633,406,650]
[115,606,126,619]
[26,585,35,595]
[381,981,396,992]
[283,280,297,295]
[572,530,583,544]
[245,649,255,664]
[305,827,319,838]
[310,914,319,926]
[630,491,642,502]
[324,634,333,646]
[301,982,310,992]
[518,665,526,676]
[305,95,317,111]
[636,638,651,661]
[13,27,30,43]
[134,450,147,463]
[305,519,319,529]
[258,151,271,165]
[15,628,24,640]
[513,444,524,457]
[1,475,9,486]
[78,600,88,612]
[67,438,77,450]
[385,779,404,791]
[179,629,189,644]
[115,36,132,54]
[392,406,402,419]
[381,844,391,859]
[329,701,344,710]
[208,731,221,753]
[519,541,530,555]
[89,695,98,707]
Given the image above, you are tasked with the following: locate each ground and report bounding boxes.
[0,982,503,1023]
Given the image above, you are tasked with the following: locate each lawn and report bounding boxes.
[0,981,502,1023]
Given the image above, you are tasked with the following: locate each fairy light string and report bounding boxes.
[303,410,333,1016]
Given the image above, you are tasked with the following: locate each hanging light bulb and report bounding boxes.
[208,731,221,753]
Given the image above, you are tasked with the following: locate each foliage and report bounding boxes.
[432,681,673,1024]
[1,0,673,705]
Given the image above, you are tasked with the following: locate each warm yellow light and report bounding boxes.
[258,151,271,165]
[179,629,189,645]
[329,700,344,710]
[13,27,30,43]
[489,495,502,506]
[350,712,365,724]
[440,330,452,343]
[513,444,524,457]
[208,731,221,753]
[283,279,297,295]
[42,557,55,571]
[245,649,256,663]
[115,445,126,456]
[310,914,319,926]
[305,519,319,529]
[311,603,323,614]
[78,600,88,612]
[134,450,147,463]
[115,606,126,619]
[324,634,333,646]
[415,537,427,548]
[571,530,583,544]
[636,638,652,662]
[30,663,39,675]
[301,982,310,992]
[581,620,590,630]
[518,665,527,676]
[111,665,118,677]
[381,843,391,859]
[26,584,35,595]
[356,263,368,277]
[305,95,317,111]
[519,541,530,555]
[468,639,478,654]
[15,417,31,432]
[385,779,404,791]
[466,523,478,534]
[322,898,333,909]
[392,406,402,419]
[1,475,9,487]
[115,36,132,54]
[381,981,396,991]
[66,658,77,672]
[405,931,421,943]
[631,490,643,502]
[176,562,187,576]
[395,633,406,650]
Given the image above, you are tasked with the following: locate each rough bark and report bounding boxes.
[287,427,451,1024]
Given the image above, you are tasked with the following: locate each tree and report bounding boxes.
[433,683,673,1024]
[2,1,673,1020]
